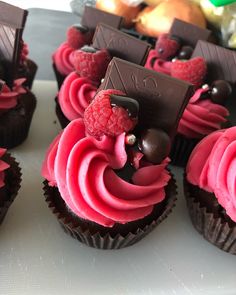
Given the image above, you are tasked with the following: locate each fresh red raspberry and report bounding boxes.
[66,24,90,49]
[84,89,138,137]
[73,46,111,84]
[155,34,181,60]
[171,57,207,87]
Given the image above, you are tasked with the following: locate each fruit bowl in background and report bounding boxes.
[70,0,236,49]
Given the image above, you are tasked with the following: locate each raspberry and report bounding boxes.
[84,89,139,137]
[73,46,111,83]
[66,24,90,49]
[171,57,207,87]
[155,34,181,60]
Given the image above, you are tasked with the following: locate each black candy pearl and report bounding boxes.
[210,80,232,105]
[177,46,193,60]
[139,128,171,164]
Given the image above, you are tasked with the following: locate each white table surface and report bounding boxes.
[0,81,235,295]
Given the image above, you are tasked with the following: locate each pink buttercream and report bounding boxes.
[178,87,229,138]
[58,72,97,121]
[145,50,172,75]
[42,119,171,227]
[0,79,26,110]
[52,42,75,76]
[20,41,29,64]
[0,148,10,188]
[187,127,236,222]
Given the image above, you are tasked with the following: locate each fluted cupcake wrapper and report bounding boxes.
[52,63,66,90]
[43,173,177,250]
[55,97,70,129]
[170,133,199,167]
[184,178,236,255]
[0,154,22,224]
[0,93,36,149]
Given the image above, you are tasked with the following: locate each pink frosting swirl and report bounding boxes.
[0,148,10,188]
[187,127,236,222]
[145,50,172,75]
[42,119,171,227]
[0,79,26,110]
[52,42,75,76]
[20,41,29,64]
[58,72,97,121]
[178,87,229,138]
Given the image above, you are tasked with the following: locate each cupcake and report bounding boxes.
[42,58,193,249]
[53,6,124,89]
[0,148,21,225]
[0,2,38,90]
[0,3,37,148]
[146,31,234,166]
[56,24,151,128]
[184,127,236,254]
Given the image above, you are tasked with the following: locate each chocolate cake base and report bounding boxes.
[55,97,70,129]
[53,63,66,90]
[184,177,236,254]
[17,59,38,89]
[0,91,36,149]
[170,133,200,167]
[43,173,177,250]
[0,153,21,224]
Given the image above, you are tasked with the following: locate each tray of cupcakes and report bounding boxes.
[0,1,236,294]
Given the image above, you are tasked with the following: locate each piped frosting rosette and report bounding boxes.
[58,72,97,121]
[178,87,229,139]
[187,127,236,222]
[52,42,75,76]
[42,119,171,227]
[0,79,26,111]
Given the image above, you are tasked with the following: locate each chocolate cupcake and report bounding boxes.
[55,23,152,128]
[0,2,37,148]
[184,127,236,254]
[42,58,193,249]
[0,149,21,225]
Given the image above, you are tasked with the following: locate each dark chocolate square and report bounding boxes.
[170,18,211,48]
[100,58,194,138]
[191,40,236,84]
[92,23,151,66]
[81,6,123,31]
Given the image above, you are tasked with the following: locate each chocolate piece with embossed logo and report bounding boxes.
[170,18,212,48]
[191,40,236,84]
[92,23,151,66]
[81,6,123,32]
[100,57,194,137]
[0,1,28,87]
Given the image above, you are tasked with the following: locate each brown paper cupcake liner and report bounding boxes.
[0,154,22,224]
[0,92,36,149]
[55,97,70,129]
[184,178,236,254]
[170,133,200,167]
[43,172,177,249]
[53,63,66,90]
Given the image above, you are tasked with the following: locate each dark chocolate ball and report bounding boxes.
[210,80,232,105]
[139,128,171,164]
[178,46,193,60]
